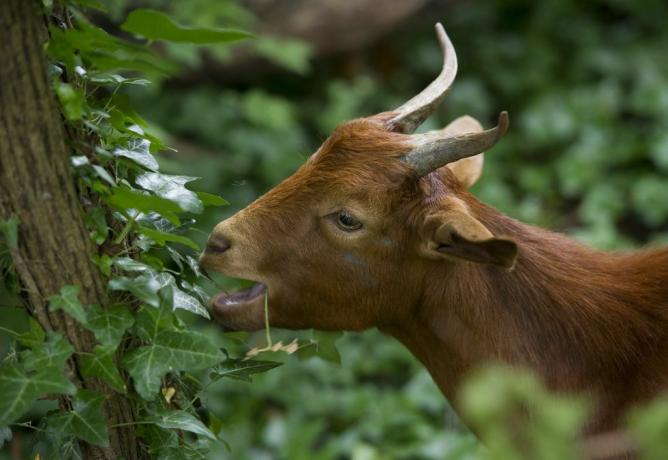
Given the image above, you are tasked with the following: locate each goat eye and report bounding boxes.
[336,210,363,231]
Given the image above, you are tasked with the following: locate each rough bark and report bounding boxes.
[0,1,142,458]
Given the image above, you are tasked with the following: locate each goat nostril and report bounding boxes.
[206,235,231,254]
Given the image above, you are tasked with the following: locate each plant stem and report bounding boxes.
[264,292,272,347]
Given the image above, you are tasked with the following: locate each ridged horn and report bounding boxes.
[385,23,457,134]
[403,111,509,177]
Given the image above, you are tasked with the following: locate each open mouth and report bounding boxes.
[213,282,267,308]
[210,282,268,331]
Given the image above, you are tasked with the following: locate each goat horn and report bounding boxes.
[386,23,457,134]
[403,111,509,177]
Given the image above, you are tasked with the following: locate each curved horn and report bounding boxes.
[403,111,509,177]
[386,23,457,134]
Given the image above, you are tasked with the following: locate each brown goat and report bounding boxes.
[200,24,668,439]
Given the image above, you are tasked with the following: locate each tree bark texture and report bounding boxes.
[0,1,142,458]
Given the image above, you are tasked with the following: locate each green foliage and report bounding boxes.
[48,285,87,324]
[80,346,127,393]
[121,9,252,44]
[20,332,74,371]
[0,1,274,457]
[0,364,76,427]
[123,322,224,399]
[48,390,110,447]
[210,358,282,382]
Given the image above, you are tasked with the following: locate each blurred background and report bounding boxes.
[107,0,668,460]
[93,0,668,458]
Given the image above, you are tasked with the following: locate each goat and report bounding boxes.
[200,23,668,439]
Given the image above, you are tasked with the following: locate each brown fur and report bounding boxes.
[201,116,668,438]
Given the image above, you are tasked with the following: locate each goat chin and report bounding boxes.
[210,282,267,331]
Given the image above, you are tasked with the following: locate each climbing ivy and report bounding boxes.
[0,2,275,457]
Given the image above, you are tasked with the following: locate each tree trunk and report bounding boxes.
[0,1,142,458]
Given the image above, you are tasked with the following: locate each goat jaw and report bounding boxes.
[211,282,267,331]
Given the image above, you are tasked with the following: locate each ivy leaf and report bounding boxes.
[81,346,126,393]
[85,207,109,245]
[123,330,223,400]
[154,272,209,318]
[144,410,217,440]
[92,165,116,186]
[196,191,228,207]
[48,285,87,324]
[109,274,161,308]
[210,358,282,382]
[0,364,76,426]
[48,390,110,447]
[87,72,150,86]
[121,344,167,399]
[55,82,84,120]
[20,332,73,371]
[112,139,158,171]
[113,256,153,273]
[85,304,134,350]
[0,216,20,249]
[136,173,203,214]
[121,9,252,44]
[137,227,199,250]
[134,305,173,342]
[16,318,45,348]
[173,286,209,319]
[106,187,183,223]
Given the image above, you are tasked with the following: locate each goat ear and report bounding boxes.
[423,210,517,269]
[439,116,484,188]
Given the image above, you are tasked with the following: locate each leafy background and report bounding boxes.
[1,0,667,458]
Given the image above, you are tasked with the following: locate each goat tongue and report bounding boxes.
[211,283,267,331]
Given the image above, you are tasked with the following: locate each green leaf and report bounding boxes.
[138,227,199,250]
[85,207,109,245]
[210,358,282,382]
[20,332,73,371]
[0,216,19,249]
[123,330,223,400]
[112,139,158,171]
[81,346,126,393]
[152,272,209,318]
[106,187,182,224]
[85,304,134,350]
[121,9,252,44]
[87,72,150,86]
[173,287,209,319]
[196,191,229,207]
[145,410,217,440]
[0,364,76,426]
[55,82,85,120]
[136,173,203,214]
[16,318,45,348]
[48,285,87,324]
[92,165,116,186]
[113,256,153,273]
[48,390,110,447]
[109,274,161,308]
[134,305,173,342]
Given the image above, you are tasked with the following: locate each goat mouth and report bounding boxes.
[211,282,267,331]
[213,282,267,307]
